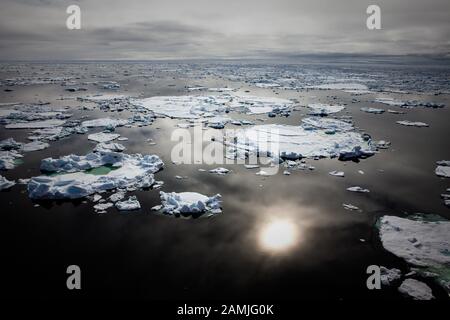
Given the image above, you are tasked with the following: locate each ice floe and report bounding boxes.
[360,107,385,114]
[398,279,434,300]
[379,214,450,294]
[380,266,402,286]
[115,196,141,211]
[88,132,121,143]
[155,191,222,216]
[5,119,66,129]
[94,142,126,153]
[396,120,429,127]
[435,161,450,178]
[81,118,128,128]
[307,103,345,116]
[347,186,370,193]
[28,152,163,199]
[301,117,354,133]
[0,175,15,190]
[209,167,230,175]
[329,171,345,177]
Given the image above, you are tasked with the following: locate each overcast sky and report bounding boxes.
[0,0,449,60]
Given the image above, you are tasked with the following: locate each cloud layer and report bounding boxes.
[0,0,449,60]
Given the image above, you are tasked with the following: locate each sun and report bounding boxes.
[259,219,298,252]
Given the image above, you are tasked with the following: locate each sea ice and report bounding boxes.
[361,107,385,114]
[0,150,23,170]
[0,138,22,150]
[88,132,121,143]
[157,191,222,216]
[342,203,360,211]
[209,167,230,175]
[307,103,345,116]
[0,175,15,190]
[94,142,126,153]
[329,171,345,177]
[28,152,163,199]
[347,186,370,193]
[379,214,450,294]
[398,279,434,300]
[22,141,49,152]
[435,161,450,178]
[396,121,429,127]
[115,196,141,211]
[228,124,374,161]
[5,119,66,129]
[81,118,128,128]
[380,266,402,286]
[301,117,353,133]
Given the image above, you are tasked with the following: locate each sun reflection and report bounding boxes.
[259,219,298,252]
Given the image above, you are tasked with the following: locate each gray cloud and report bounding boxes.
[0,0,449,60]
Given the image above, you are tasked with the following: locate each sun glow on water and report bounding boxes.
[259,219,298,252]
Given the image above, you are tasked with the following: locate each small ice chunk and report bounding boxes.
[22,141,49,152]
[0,175,15,190]
[115,196,141,211]
[88,132,121,143]
[380,266,402,286]
[396,120,429,127]
[307,103,345,116]
[0,138,22,150]
[81,118,128,128]
[398,279,434,300]
[5,119,66,129]
[157,191,222,216]
[109,191,126,203]
[342,203,360,211]
[347,186,370,193]
[435,161,450,178]
[329,170,345,177]
[94,142,126,153]
[209,167,230,175]
[94,202,114,212]
[361,107,385,114]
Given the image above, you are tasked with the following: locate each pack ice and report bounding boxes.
[378,215,450,294]
[307,103,345,116]
[28,151,164,199]
[435,160,450,178]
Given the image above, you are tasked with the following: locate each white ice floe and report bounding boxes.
[209,167,230,175]
[94,142,126,153]
[81,118,128,128]
[157,191,222,216]
[132,94,293,118]
[435,161,450,178]
[93,202,114,213]
[115,196,141,211]
[22,141,49,152]
[0,138,22,150]
[379,214,450,294]
[0,175,15,190]
[28,152,163,199]
[109,191,126,203]
[0,150,23,170]
[380,266,402,286]
[88,132,121,143]
[307,103,345,116]
[301,117,353,133]
[342,203,360,211]
[228,124,374,161]
[347,186,370,193]
[329,171,345,177]
[396,120,429,127]
[5,119,66,129]
[361,107,385,114]
[375,97,444,109]
[307,83,368,91]
[398,279,434,300]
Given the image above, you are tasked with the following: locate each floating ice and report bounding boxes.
[0,138,22,150]
[88,132,121,143]
[5,119,66,129]
[396,121,429,127]
[342,203,360,211]
[380,267,402,286]
[109,191,126,203]
[94,202,114,213]
[94,142,126,153]
[81,118,128,128]
[347,186,370,193]
[209,167,230,175]
[132,94,293,118]
[228,124,374,161]
[115,196,141,211]
[435,161,450,178]
[0,150,22,170]
[28,152,163,199]
[379,214,450,294]
[361,107,385,114]
[398,279,434,300]
[375,97,444,109]
[307,83,368,91]
[307,103,345,116]
[157,191,222,216]
[22,141,49,152]
[301,117,353,133]
[329,171,345,177]
[0,175,15,190]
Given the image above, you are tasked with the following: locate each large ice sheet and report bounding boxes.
[379,215,450,294]
[28,152,163,199]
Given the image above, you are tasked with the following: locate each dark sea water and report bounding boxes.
[0,60,449,300]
